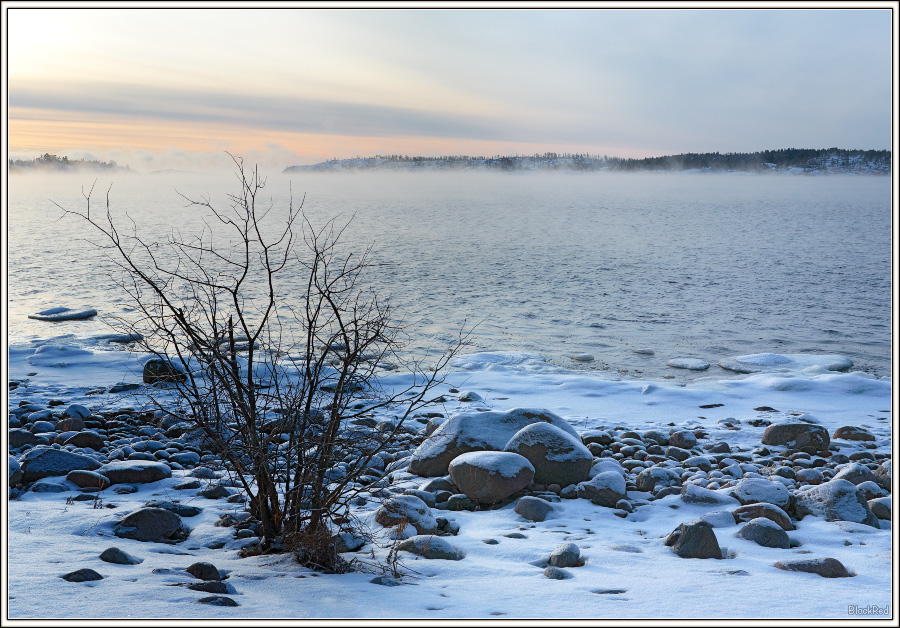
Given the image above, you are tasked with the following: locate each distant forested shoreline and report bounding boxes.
[9,153,130,172]
[285,148,891,174]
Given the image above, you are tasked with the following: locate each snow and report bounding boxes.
[5,347,894,619]
[27,307,98,322]
[718,353,854,374]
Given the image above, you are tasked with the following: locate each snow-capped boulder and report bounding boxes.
[99,460,172,484]
[832,463,878,486]
[730,478,790,508]
[19,447,102,483]
[669,430,698,450]
[774,557,851,578]
[577,471,626,508]
[374,494,438,535]
[667,358,710,371]
[9,456,23,488]
[680,483,738,506]
[114,507,185,543]
[448,451,534,505]
[514,496,554,522]
[832,426,876,442]
[504,422,593,487]
[396,535,464,560]
[794,479,880,528]
[874,460,892,491]
[142,358,187,384]
[735,517,790,549]
[408,408,579,477]
[636,466,682,494]
[761,423,830,452]
[732,502,794,530]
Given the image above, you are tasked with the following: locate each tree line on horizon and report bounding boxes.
[9,153,129,172]
[291,148,891,173]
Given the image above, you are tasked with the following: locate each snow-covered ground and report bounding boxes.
[4,338,895,620]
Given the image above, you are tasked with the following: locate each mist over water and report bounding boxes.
[7,170,891,381]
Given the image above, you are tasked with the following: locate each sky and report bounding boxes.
[4,5,895,171]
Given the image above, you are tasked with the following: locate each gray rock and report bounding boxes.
[333,531,367,553]
[198,485,232,499]
[65,470,111,490]
[19,447,102,482]
[142,358,187,384]
[548,542,581,568]
[514,496,554,522]
[144,499,202,517]
[832,426,876,441]
[169,451,201,466]
[761,423,830,453]
[448,451,534,505]
[114,507,184,542]
[577,471,626,508]
[187,562,221,581]
[30,478,76,493]
[732,502,794,530]
[735,517,790,548]
[64,404,91,420]
[396,535,464,560]
[408,408,579,477]
[868,496,891,520]
[636,467,682,493]
[680,483,738,506]
[100,460,172,484]
[672,520,721,559]
[669,430,698,449]
[774,557,851,578]
[544,566,573,580]
[873,460,891,491]
[375,495,438,534]
[9,428,45,449]
[197,596,238,607]
[55,417,85,432]
[188,581,229,594]
[61,568,103,582]
[504,422,593,487]
[730,478,789,508]
[99,547,143,565]
[833,463,878,486]
[9,455,23,487]
[582,430,614,446]
[794,479,880,528]
[63,431,105,451]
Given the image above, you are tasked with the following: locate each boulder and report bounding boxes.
[730,478,789,508]
[187,562,221,581]
[577,471,626,508]
[794,479,880,528]
[374,495,438,534]
[56,417,86,432]
[548,542,581,568]
[64,431,105,451]
[99,547,143,565]
[514,496,554,522]
[761,423,829,453]
[544,566,573,580]
[9,455,23,487]
[735,517,790,548]
[396,535,464,560]
[65,470,111,490]
[868,496,891,521]
[448,451,534,504]
[504,422,593,487]
[114,507,184,542]
[774,557,851,578]
[833,463,878,486]
[99,460,172,484]
[636,467,682,494]
[680,483,738,506]
[669,430,698,449]
[142,358,187,384]
[408,408,579,477]
[873,460,891,491]
[732,502,794,531]
[672,520,721,559]
[64,404,91,420]
[9,428,44,449]
[61,568,104,582]
[19,447,102,483]
[144,499,203,517]
[832,426,876,442]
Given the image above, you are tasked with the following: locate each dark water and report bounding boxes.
[7,170,892,380]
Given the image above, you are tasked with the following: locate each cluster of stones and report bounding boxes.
[368,407,890,575]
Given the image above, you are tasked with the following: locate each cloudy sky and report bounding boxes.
[6,6,894,171]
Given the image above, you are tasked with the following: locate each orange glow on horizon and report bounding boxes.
[8,107,661,168]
